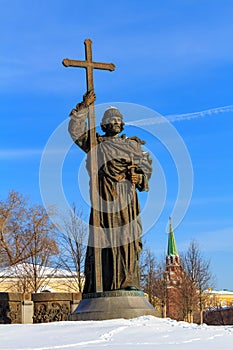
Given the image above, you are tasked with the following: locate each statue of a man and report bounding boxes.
[68,91,152,293]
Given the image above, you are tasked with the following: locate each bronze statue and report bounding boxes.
[63,39,152,294]
[68,91,152,293]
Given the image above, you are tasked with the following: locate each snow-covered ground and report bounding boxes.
[1,316,232,350]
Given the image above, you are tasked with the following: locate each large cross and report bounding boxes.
[63,38,115,93]
[62,39,115,293]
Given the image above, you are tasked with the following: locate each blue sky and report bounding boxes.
[1,0,233,290]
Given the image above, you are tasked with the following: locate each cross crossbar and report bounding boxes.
[62,38,115,92]
[63,59,115,71]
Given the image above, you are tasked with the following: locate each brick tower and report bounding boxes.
[165,217,183,320]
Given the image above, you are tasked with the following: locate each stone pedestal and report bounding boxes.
[32,292,82,323]
[70,290,160,321]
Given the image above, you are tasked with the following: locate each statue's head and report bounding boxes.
[100,106,125,134]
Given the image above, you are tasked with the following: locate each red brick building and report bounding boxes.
[165,218,184,320]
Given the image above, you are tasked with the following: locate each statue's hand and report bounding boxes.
[83,90,96,107]
[69,90,96,119]
[130,173,143,185]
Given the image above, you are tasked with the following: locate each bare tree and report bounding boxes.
[0,191,59,293]
[58,204,88,292]
[140,248,157,305]
[0,191,30,266]
[174,271,198,322]
[180,240,214,323]
[153,260,167,317]
[18,205,59,293]
[140,247,166,315]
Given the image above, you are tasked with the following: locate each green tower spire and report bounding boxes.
[167,217,179,256]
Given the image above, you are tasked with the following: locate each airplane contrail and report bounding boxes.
[128,104,233,126]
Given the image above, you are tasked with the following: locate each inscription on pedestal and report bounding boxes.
[83,290,145,299]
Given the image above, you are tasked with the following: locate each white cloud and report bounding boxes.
[128,105,233,126]
[166,105,233,122]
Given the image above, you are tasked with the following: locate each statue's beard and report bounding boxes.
[105,123,124,135]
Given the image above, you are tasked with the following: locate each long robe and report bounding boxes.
[68,111,152,292]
